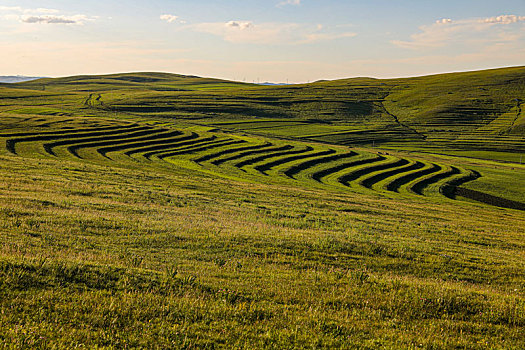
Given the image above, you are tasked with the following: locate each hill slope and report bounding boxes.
[0,76,46,83]
[8,67,524,154]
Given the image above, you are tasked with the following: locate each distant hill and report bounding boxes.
[257,82,290,86]
[10,72,249,91]
[8,67,525,152]
[0,76,46,83]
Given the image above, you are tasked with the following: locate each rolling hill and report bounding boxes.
[0,66,524,348]
[0,76,46,83]
[9,66,525,151]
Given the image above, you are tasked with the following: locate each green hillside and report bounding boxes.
[8,66,525,155]
[0,67,524,348]
[13,72,250,92]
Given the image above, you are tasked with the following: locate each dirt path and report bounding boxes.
[379,102,427,140]
[507,99,522,132]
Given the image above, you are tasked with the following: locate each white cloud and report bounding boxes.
[226,21,253,30]
[277,0,301,7]
[0,6,94,25]
[21,15,82,24]
[393,14,525,49]
[481,15,525,24]
[189,21,356,45]
[436,18,452,25]
[160,14,179,23]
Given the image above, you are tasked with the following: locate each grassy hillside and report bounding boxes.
[0,67,524,348]
[11,72,250,92]
[7,66,525,157]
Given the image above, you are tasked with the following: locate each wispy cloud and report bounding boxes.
[160,14,179,23]
[277,0,301,7]
[301,32,356,44]
[190,21,294,45]
[189,21,355,45]
[21,15,89,25]
[0,6,94,25]
[481,15,525,24]
[226,21,253,30]
[393,14,525,49]
[435,18,452,25]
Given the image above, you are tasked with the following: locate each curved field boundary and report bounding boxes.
[0,124,129,138]
[233,147,313,171]
[26,119,76,129]
[343,158,412,189]
[142,136,218,160]
[156,140,246,159]
[1,120,489,205]
[338,158,408,187]
[409,166,461,196]
[194,143,272,163]
[124,133,200,156]
[254,149,336,175]
[386,163,440,193]
[96,130,183,158]
[312,155,385,183]
[440,170,481,199]
[283,152,357,179]
[42,127,166,156]
[5,126,151,154]
[66,129,174,159]
[211,145,292,166]
[361,161,425,190]
[454,187,525,211]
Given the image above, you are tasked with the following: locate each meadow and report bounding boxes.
[0,67,524,349]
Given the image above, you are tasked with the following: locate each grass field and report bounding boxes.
[0,67,524,348]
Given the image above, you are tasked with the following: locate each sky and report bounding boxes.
[0,0,524,83]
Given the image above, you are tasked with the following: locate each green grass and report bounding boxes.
[0,67,524,348]
[0,142,524,348]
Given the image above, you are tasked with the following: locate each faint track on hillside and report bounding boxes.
[507,99,522,133]
[379,102,427,140]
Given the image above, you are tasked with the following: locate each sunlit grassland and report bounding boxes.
[1,148,524,348]
[4,66,525,156]
[0,67,524,348]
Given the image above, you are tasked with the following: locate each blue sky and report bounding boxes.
[1,0,524,82]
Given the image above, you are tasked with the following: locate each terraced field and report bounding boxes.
[1,119,482,204]
[3,67,524,163]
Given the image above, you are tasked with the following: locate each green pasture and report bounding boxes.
[0,66,524,348]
